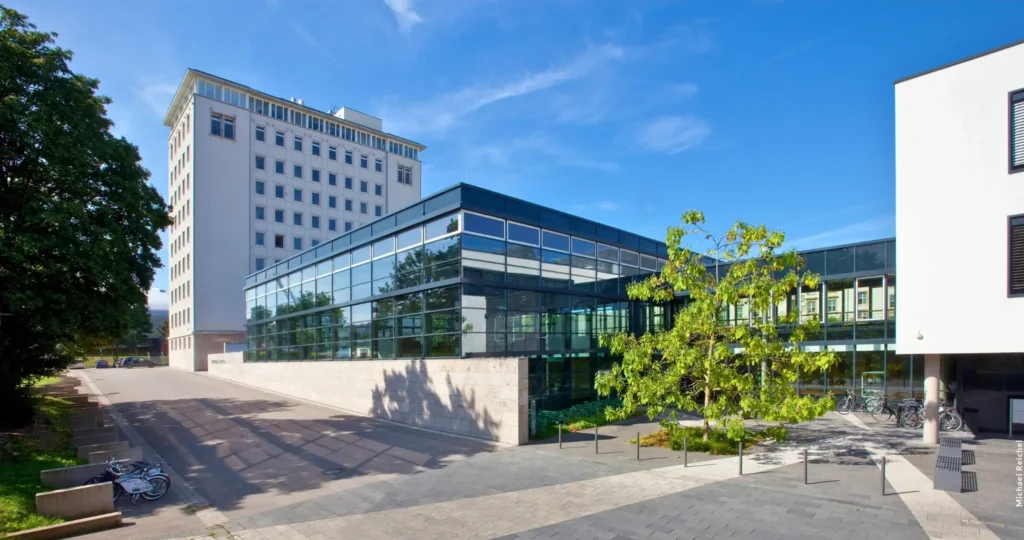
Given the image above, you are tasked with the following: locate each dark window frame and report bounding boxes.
[1010,214,1024,297]
[1010,89,1024,174]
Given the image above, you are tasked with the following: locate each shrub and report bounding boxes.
[638,424,782,455]
[534,398,623,439]
[763,425,789,442]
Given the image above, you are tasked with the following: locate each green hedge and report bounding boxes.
[534,398,623,439]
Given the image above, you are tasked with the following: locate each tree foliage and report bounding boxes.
[595,210,838,441]
[0,7,170,426]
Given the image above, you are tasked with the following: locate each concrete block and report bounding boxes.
[72,426,115,444]
[77,440,129,461]
[89,445,142,464]
[36,483,114,519]
[39,462,109,489]
[73,432,120,450]
[4,512,122,539]
[69,413,108,430]
[61,394,90,405]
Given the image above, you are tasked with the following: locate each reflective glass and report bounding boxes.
[597,244,618,262]
[620,250,639,267]
[333,253,350,270]
[351,246,371,265]
[425,286,459,311]
[508,222,540,246]
[542,231,570,252]
[397,227,422,250]
[464,213,505,238]
[425,214,459,240]
[373,237,395,257]
[571,238,596,258]
[351,263,371,285]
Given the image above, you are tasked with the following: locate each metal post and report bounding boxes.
[558,424,562,449]
[683,437,688,467]
[636,432,641,461]
[803,448,808,485]
[595,426,599,454]
[739,441,743,475]
[880,457,888,493]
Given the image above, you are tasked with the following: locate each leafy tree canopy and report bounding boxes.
[596,210,838,441]
[0,6,170,425]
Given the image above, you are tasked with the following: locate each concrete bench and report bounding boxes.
[72,427,117,447]
[88,445,142,464]
[36,482,114,519]
[39,462,109,489]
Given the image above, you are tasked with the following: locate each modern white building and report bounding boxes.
[896,40,1024,440]
[162,69,425,371]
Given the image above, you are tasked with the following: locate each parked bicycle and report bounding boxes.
[892,398,963,431]
[834,390,886,416]
[84,457,171,504]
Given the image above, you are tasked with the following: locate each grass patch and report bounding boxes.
[629,424,789,455]
[31,376,63,388]
[533,398,625,440]
[0,394,84,535]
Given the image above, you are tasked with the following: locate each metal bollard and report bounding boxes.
[880,457,888,493]
[683,437,688,467]
[637,432,641,461]
[595,426,599,454]
[739,441,743,475]
[803,448,808,485]
[558,424,562,449]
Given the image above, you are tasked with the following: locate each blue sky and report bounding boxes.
[10,0,1024,309]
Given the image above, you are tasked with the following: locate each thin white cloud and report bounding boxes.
[384,0,423,32]
[147,287,168,310]
[633,115,711,154]
[379,44,625,136]
[290,21,318,48]
[136,82,177,118]
[786,216,895,250]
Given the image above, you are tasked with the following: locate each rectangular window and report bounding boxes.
[255,126,265,141]
[255,155,265,170]
[375,159,382,172]
[275,160,284,174]
[360,155,368,168]
[857,291,868,305]
[345,198,353,211]
[360,202,367,214]
[275,234,285,248]
[312,193,320,205]
[255,181,265,195]
[223,117,234,139]
[255,206,265,220]
[571,238,596,258]
[312,141,320,156]
[328,173,337,186]
[329,218,337,231]
[360,180,368,193]
[312,216,321,229]
[294,165,302,179]
[293,212,303,226]
[375,184,383,196]
[293,136,303,152]
[275,131,284,146]
[210,113,222,136]
[464,212,505,239]
[312,239,320,247]
[345,177,353,189]
[255,232,265,246]
[1011,215,1024,295]
[312,169,320,182]
[294,237,302,250]
[275,209,284,223]
[508,222,539,246]
[293,188,302,202]
[542,231,570,252]
[329,196,337,208]
[375,205,383,217]
[345,151,353,164]
[274,185,284,198]
[329,146,337,160]
[345,221,353,232]
[1011,90,1024,172]
[255,257,265,270]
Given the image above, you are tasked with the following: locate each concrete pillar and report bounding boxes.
[922,354,941,444]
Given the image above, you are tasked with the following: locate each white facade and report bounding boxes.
[895,43,1024,356]
[163,70,425,370]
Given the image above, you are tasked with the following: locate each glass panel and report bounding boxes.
[886,274,896,320]
[463,212,505,238]
[351,262,371,285]
[803,251,825,276]
[462,234,506,261]
[508,222,539,246]
[373,298,394,318]
[886,353,913,399]
[425,310,460,334]
[397,336,424,357]
[397,227,422,250]
[825,279,855,323]
[351,246,371,265]
[826,246,855,275]
[396,292,423,314]
[398,314,424,336]
[316,261,332,277]
[640,255,657,271]
[827,351,853,391]
[425,213,459,240]
[856,277,885,321]
[571,238,596,258]
[620,250,639,267]
[857,351,885,397]
[855,243,886,272]
[597,244,618,263]
[424,236,460,265]
[800,283,822,323]
[542,231,570,252]
[426,334,459,357]
[373,237,395,257]
[425,285,460,311]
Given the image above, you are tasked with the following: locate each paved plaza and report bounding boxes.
[70,368,1024,540]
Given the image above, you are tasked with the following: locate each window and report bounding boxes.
[345,221,353,232]
[255,206,265,220]
[375,159,382,172]
[294,237,303,250]
[360,155,368,168]
[1011,215,1024,295]
[293,188,302,202]
[345,199,352,211]
[274,185,285,199]
[275,210,284,223]
[312,216,320,229]
[275,131,285,146]
[328,173,337,186]
[255,257,265,270]
[345,177,353,189]
[312,141,320,156]
[464,212,505,239]
[255,181,265,195]
[255,126,265,141]
[508,222,539,246]
[360,180,368,193]
[255,232,265,246]
[293,136,303,152]
[375,184,383,196]
[275,234,285,248]
[329,218,337,231]
[827,298,838,312]
[1011,90,1024,172]
[255,155,265,170]
[312,240,320,247]
[345,151,353,164]
[543,231,570,252]
[210,113,222,136]
[857,291,868,305]
[329,146,337,160]
[329,196,337,208]
[360,202,367,214]
[293,212,303,226]
[223,117,234,139]
[312,169,320,182]
[309,193,319,206]
[375,205,382,217]
[293,165,302,179]
[397,165,413,185]
[275,160,285,174]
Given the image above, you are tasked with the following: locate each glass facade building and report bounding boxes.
[244,184,910,410]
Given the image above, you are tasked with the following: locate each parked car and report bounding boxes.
[123,357,157,368]
[95,359,109,369]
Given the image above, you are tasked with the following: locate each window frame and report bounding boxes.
[293,135,303,152]
[541,230,571,254]
[462,210,506,241]
[507,220,540,247]
[1010,214,1024,297]
[255,125,265,142]
[1010,89,1024,174]
[275,131,285,147]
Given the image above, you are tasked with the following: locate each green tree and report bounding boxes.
[596,211,838,441]
[0,7,170,426]
[157,320,169,339]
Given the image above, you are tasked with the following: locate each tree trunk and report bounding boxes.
[703,373,711,441]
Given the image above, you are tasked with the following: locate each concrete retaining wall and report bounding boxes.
[72,427,116,447]
[5,512,122,539]
[77,440,129,461]
[89,445,142,464]
[36,483,114,519]
[39,462,108,489]
[209,355,528,444]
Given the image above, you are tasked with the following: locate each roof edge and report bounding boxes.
[895,38,1024,85]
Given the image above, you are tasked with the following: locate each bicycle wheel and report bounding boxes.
[141,475,170,501]
[871,405,893,423]
[865,397,884,415]
[835,396,853,415]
